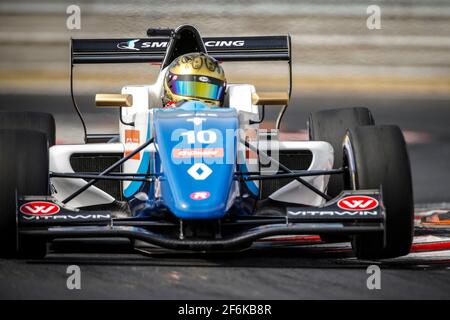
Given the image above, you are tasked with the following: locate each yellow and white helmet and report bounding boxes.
[163,52,226,107]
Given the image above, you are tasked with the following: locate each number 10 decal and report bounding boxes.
[181,130,217,144]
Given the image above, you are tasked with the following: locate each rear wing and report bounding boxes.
[70,33,292,143]
[71,36,291,64]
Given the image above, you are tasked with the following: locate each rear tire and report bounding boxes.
[308,107,374,197]
[344,125,414,259]
[0,130,50,258]
[0,112,56,146]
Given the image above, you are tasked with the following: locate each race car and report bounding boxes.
[0,25,414,259]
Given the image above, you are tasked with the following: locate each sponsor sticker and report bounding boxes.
[287,210,379,217]
[125,129,140,144]
[337,195,379,211]
[173,148,224,158]
[20,201,60,216]
[204,40,245,47]
[244,129,258,162]
[187,163,212,180]
[189,191,210,200]
[117,39,140,51]
[22,214,111,221]
[124,129,140,160]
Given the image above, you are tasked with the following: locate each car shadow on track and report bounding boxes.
[26,238,450,271]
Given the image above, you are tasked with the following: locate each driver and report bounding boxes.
[162,52,227,108]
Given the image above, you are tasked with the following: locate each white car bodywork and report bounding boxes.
[49,68,333,209]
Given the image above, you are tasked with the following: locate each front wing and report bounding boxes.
[17,190,384,251]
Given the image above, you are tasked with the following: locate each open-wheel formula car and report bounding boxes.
[0,25,414,259]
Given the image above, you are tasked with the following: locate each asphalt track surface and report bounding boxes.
[0,93,449,299]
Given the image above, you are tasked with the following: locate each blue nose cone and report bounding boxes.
[153,102,238,219]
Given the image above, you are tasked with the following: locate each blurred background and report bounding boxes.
[1,0,449,95]
[0,0,449,203]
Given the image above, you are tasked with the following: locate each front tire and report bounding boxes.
[344,125,414,259]
[308,107,374,243]
[0,129,50,258]
[308,107,375,197]
[0,112,56,146]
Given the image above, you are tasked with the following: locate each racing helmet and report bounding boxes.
[163,52,227,107]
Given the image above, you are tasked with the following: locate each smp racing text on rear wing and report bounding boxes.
[71,35,291,64]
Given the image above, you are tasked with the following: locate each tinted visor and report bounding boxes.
[167,73,225,101]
